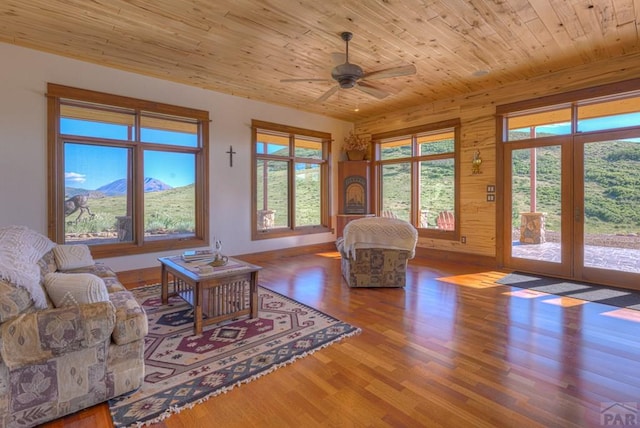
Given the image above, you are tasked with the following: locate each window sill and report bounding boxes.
[418,229,459,241]
[88,236,209,259]
[252,226,332,241]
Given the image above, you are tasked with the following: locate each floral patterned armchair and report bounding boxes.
[336,217,418,288]
[0,226,147,427]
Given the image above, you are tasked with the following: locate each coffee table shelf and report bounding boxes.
[158,256,262,335]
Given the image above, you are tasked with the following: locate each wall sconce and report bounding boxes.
[472,150,482,174]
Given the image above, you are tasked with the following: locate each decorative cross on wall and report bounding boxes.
[226,145,236,167]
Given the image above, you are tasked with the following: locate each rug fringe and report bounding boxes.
[126,327,362,428]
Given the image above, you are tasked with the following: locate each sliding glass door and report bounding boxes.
[504,134,640,287]
[498,85,640,289]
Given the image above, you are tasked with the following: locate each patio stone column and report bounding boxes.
[520,212,546,244]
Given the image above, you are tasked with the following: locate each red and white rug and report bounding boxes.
[108,284,360,427]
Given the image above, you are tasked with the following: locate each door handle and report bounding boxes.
[574,206,582,223]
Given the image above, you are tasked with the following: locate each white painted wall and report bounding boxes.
[0,42,352,271]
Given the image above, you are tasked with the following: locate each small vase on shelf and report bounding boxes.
[343,131,370,161]
[346,150,366,161]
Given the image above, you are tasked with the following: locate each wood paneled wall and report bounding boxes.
[355,50,640,258]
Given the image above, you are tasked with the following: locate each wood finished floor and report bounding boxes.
[42,249,640,427]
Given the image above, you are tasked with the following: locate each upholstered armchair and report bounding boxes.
[336,217,418,288]
[0,226,147,427]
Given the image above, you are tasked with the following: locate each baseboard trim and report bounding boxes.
[117,267,161,289]
[236,242,337,260]
[117,242,338,288]
[117,243,495,288]
[414,247,496,268]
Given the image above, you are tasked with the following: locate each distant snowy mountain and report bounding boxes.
[97,177,173,196]
[142,177,173,193]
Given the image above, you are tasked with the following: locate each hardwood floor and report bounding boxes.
[43,247,640,427]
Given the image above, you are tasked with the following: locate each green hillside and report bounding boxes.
[512,141,640,233]
[65,184,195,237]
[66,140,640,239]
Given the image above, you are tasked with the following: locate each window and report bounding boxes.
[501,86,640,141]
[577,93,640,133]
[252,120,331,239]
[505,106,572,140]
[47,84,209,258]
[372,119,460,239]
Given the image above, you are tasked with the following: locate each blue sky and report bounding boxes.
[516,112,640,139]
[63,119,196,190]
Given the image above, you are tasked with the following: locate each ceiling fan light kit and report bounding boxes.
[332,63,363,88]
[281,31,416,102]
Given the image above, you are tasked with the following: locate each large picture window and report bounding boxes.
[372,119,460,240]
[47,84,209,258]
[252,120,331,239]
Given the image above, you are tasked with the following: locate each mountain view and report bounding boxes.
[64,179,194,243]
[66,177,172,197]
[98,177,173,196]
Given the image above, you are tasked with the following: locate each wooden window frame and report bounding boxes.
[47,83,210,258]
[251,119,332,240]
[371,118,461,240]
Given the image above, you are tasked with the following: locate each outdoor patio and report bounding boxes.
[511,241,640,274]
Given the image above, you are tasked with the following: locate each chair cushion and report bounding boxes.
[44,272,109,307]
[0,302,115,368]
[62,262,118,278]
[53,244,95,270]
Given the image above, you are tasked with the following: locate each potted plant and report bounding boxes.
[343,131,370,161]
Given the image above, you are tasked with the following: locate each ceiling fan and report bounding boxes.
[281,32,416,103]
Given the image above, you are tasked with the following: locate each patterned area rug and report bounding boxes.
[108,284,360,427]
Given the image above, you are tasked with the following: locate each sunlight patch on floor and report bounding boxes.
[503,289,588,307]
[601,308,640,323]
[316,251,341,259]
[503,289,549,299]
[438,271,507,288]
[540,296,588,307]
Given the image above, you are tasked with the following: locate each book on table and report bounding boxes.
[181,249,215,262]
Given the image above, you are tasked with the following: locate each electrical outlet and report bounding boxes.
[487,194,496,202]
[461,236,466,244]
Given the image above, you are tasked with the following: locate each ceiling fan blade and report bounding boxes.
[356,81,390,99]
[280,78,332,83]
[315,86,339,103]
[362,64,416,80]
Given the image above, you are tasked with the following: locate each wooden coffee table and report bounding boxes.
[158,256,262,335]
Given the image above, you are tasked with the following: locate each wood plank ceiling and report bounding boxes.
[1,0,639,122]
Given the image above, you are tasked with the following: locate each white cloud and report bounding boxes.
[65,172,86,183]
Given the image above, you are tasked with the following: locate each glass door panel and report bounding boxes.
[582,139,640,274]
[510,145,563,266]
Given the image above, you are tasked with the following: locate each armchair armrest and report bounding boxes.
[0,301,115,369]
[109,290,148,345]
[336,237,346,257]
